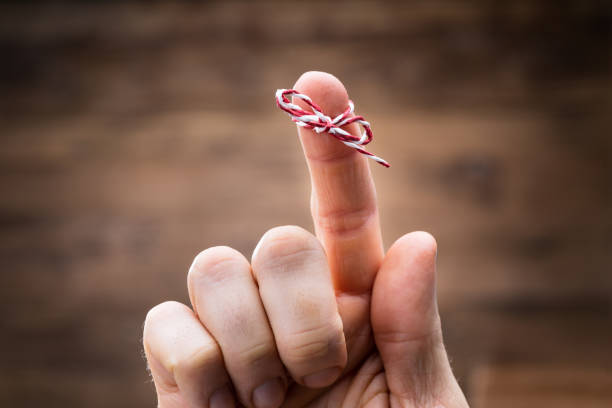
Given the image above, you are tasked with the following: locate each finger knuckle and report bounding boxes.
[235,340,277,367]
[282,321,345,364]
[188,246,248,287]
[143,301,189,342]
[254,226,322,271]
[285,337,331,363]
[314,205,376,236]
[173,343,222,378]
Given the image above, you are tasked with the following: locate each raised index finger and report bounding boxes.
[291,71,384,294]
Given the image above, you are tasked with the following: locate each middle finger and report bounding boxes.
[252,226,347,388]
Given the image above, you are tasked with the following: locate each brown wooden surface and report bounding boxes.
[1,2,610,407]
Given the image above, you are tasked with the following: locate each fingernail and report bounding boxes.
[302,366,342,388]
[253,377,285,408]
[210,384,235,408]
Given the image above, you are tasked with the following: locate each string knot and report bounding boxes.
[275,89,390,167]
[316,116,333,133]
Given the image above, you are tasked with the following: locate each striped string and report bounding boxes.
[275,89,390,168]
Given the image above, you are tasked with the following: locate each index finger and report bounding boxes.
[292,71,384,294]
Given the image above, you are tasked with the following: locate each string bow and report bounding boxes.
[275,89,390,167]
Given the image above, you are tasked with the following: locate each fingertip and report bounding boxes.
[293,71,349,117]
[372,230,461,404]
[389,231,438,268]
[373,231,439,333]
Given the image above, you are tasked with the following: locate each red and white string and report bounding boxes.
[275,89,390,167]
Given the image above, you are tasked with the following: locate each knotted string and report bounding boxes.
[275,89,390,167]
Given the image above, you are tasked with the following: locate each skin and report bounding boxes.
[143,71,470,408]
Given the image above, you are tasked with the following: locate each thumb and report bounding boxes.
[371,231,468,407]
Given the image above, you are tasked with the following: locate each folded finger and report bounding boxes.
[252,226,347,388]
[188,246,287,408]
[143,301,234,407]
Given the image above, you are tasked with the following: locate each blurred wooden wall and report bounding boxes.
[0,2,610,407]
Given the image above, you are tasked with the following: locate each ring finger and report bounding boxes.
[188,246,287,408]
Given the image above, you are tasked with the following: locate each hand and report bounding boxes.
[143,71,469,408]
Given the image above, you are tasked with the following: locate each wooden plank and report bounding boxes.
[471,365,612,408]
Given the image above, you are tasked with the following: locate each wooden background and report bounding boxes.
[1,1,610,407]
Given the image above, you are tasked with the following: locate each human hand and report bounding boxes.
[143,71,469,408]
